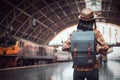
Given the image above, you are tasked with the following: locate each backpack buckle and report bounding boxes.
[74,43,77,59]
[88,43,91,59]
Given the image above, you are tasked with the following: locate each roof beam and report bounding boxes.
[4,0,55,35]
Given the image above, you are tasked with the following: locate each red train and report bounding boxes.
[0,36,72,68]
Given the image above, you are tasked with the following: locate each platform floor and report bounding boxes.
[0,47,120,80]
[0,60,120,80]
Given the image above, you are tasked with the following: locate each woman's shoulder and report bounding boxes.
[69,30,77,36]
[93,29,101,34]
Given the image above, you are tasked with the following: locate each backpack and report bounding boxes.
[70,30,97,67]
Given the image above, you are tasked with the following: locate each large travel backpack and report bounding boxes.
[71,30,97,67]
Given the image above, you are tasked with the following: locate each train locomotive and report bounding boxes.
[0,36,20,67]
[0,36,72,68]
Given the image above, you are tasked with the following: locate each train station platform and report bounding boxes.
[0,47,120,80]
[0,60,120,80]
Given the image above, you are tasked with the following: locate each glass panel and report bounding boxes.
[85,0,101,11]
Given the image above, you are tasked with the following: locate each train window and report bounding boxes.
[0,37,4,46]
[7,37,17,46]
[19,41,24,47]
[0,36,17,47]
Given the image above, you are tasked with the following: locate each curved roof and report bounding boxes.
[0,0,120,44]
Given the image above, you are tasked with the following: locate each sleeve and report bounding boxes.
[94,30,109,55]
[62,30,76,52]
[62,35,71,52]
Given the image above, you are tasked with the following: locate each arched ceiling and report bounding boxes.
[0,0,120,45]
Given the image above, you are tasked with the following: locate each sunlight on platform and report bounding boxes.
[108,47,120,60]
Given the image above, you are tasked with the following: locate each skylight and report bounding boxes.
[85,0,101,11]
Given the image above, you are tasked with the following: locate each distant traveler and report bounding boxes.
[62,8,109,80]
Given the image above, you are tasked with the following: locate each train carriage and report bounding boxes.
[0,36,72,68]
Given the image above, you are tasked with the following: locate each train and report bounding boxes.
[0,36,72,68]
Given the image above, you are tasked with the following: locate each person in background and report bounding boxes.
[62,8,109,80]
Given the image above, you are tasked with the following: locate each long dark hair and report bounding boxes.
[77,19,96,31]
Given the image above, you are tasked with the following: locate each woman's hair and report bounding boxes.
[77,19,96,31]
